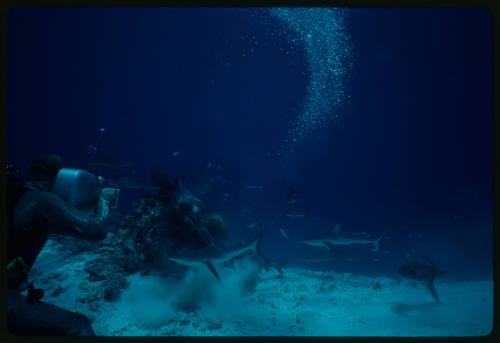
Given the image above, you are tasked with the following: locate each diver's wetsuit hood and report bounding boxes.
[28,154,64,189]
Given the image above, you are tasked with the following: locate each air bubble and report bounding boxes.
[267,8,352,153]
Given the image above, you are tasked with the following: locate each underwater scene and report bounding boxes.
[6,7,493,337]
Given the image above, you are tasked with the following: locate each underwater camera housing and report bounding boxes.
[52,168,101,209]
[52,168,121,209]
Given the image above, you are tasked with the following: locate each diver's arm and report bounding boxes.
[32,191,108,241]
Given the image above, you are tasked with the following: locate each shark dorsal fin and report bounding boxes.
[334,224,340,233]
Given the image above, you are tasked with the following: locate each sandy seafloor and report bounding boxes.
[27,235,493,337]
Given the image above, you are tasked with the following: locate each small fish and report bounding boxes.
[247,185,264,190]
[215,175,228,183]
[300,258,331,264]
[242,207,254,214]
[346,257,363,262]
[86,161,132,170]
[287,187,300,205]
[286,214,305,218]
[172,151,180,157]
[107,176,158,191]
[279,228,289,239]
[247,222,259,230]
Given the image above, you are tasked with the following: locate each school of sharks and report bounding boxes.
[161,177,446,303]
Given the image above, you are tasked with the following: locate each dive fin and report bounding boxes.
[205,261,220,282]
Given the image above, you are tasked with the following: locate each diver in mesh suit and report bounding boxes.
[6,154,109,336]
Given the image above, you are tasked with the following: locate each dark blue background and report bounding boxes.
[8,8,493,280]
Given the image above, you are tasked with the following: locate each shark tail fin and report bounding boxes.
[372,229,388,252]
[426,280,440,303]
[426,262,441,303]
[251,230,264,255]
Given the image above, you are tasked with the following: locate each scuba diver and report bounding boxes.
[6,154,111,336]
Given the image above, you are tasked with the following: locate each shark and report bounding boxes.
[398,257,446,303]
[168,231,264,282]
[173,177,203,214]
[300,224,387,252]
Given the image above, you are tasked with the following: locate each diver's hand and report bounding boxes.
[94,197,110,223]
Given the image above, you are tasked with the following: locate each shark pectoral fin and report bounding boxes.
[205,261,221,282]
[426,281,440,303]
[252,230,264,255]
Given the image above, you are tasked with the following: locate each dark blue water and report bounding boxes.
[8,8,493,281]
